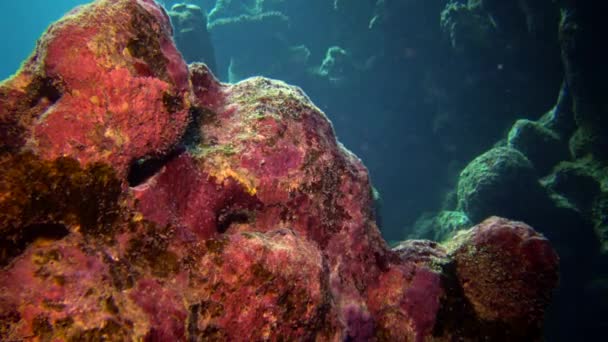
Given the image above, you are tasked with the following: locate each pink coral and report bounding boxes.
[1,0,190,176]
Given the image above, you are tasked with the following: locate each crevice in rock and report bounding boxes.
[26,76,64,107]
[0,223,69,267]
[216,210,252,234]
[127,148,183,187]
[181,106,204,150]
[22,223,70,241]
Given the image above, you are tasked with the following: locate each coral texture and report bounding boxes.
[0,0,559,340]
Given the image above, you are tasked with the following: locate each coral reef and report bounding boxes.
[0,0,559,340]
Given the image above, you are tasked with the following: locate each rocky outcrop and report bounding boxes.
[0,1,560,340]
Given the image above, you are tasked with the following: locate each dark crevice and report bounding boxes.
[26,76,64,107]
[22,223,69,241]
[1,223,69,267]
[127,148,184,187]
[187,303,201,341]
[163,92,185,114]
[181,106,204,150]
[216,210,251,234]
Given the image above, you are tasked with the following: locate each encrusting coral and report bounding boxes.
[0,0,559,340]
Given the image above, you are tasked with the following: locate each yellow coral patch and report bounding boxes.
[222,168,257,196]
[210,165,258,196]
[88,28,123,69]
[104,128,129,147]
[132,212,144,222]
[0,191,10,203]
[9,73,33,91]
[89,95,100,105]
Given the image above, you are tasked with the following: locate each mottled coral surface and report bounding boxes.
[0,0,559,340]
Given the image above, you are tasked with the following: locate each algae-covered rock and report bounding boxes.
[542,157,608,255]
[440,1,495,54]
[591,191,608,252]
[593,193,608,254]
[538,82,576,138]
[559,2,608,163]
[457,146,545,223]
[410,210,472,242]
[569,125,608,160]
[508,118,568,175]
[542,159,602,211]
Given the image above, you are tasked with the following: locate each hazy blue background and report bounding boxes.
[0,0,90,80]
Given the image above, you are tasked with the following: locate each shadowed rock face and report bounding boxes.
[0,0,559,340]
[167,3,217,72]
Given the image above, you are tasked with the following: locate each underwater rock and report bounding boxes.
[437,0,562,166]
[167,3,217,72]
[569,125,608,160]
[457,146,547,223]
[0,0,190,176]
[393,217,559,340]
[445,216,559,337]
[559,2,608,160]
[440,1,495,54]
[0,0,560,340]
[542,157,608,255]
[593,193,608,254]
[410,210,472,242]
[538,81,576,139]
[508,119,568,175]
[543,159,602,211]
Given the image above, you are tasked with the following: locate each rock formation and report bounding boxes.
[0,0,560,340]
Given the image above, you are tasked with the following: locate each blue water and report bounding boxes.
[0,0,90,80]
